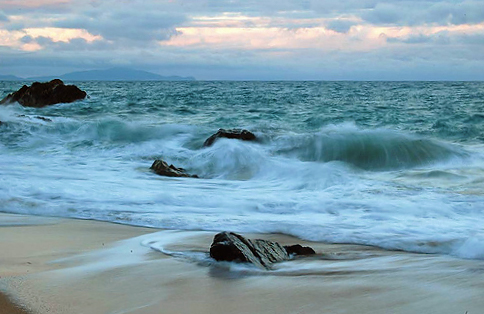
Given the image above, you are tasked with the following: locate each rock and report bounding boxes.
[150,159,198,178]
[209,232,315,270]
[17,114,53,122]
[34,115,53,122]
[203,129,256,147]
[210,232,288,269]
[284,244,316,256]
[0,79,87,108]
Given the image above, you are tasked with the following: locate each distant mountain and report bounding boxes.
[28,68,195,81]
[0,74,24,81]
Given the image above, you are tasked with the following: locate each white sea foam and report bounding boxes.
[1,82,484,260]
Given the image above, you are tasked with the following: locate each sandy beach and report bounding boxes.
[1,213,484,314]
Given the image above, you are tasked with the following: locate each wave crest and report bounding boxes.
[273,127,466,170]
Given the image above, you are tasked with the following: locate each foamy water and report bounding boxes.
[1,81,483,259]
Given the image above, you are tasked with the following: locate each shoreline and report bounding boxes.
[1,213,484,314]
[0,292,29,314]
[0,213,157,314]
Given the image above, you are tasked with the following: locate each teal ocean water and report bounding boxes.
[1,81,483,259]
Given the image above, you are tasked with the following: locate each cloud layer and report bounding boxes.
[0,0,483,79]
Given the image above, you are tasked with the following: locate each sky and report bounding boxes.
[0,0,484,80]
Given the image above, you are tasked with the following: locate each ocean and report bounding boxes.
[1,81,483,260]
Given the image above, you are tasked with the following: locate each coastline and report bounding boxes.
[1,213,484,314]
[0,213,157,314]
[0,293,29,314]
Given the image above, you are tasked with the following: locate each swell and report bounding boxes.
[272,127,467,170]
[0,111,470,174]
[0,113,196,150]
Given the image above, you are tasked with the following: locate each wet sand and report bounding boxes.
[0,213,155,314]
[1,213,484,314]
[0,292,29,314]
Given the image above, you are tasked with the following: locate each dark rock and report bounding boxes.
[203,129,256,147]
[210,233,249,263]
[34,116,53,122]
[0,79,87,108]
[17,114,53,122]
[150,159,198,178]
[284,244,316,256]
[210,232,315,270]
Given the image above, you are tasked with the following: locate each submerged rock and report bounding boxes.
[150,159,198,178]
[203,129,257,147]
[0,79,87,108]
[33,115,53,122]
[209,232,315,270]
[17,114,53,122]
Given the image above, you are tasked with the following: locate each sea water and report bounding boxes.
[0,81,483,259]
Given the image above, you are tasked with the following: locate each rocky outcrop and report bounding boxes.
[203,129,256,147]
[209,232,315,270]
[150,159,198,178]
[0,79,87,108]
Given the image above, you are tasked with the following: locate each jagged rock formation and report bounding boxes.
[150,159,198,178]
[203,129,256,147]
[209,231,315,270]
[0,79,87,108]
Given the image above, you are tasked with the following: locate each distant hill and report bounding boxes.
[28,68,196,81]
[0,74,24,81]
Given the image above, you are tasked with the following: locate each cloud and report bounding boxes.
[19,35,34,43]
[325,19,358,33]
[0,11,8,22]
[388,29,484,46]
[1,0,484,80]
[2,1,187,45]
[387,33,446,44]
[55,9,186,42]
[0,0,73,14]
[2,37,484,80]
[362,1,484,26]
[458,33,484,45]
[361,3,405,25]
